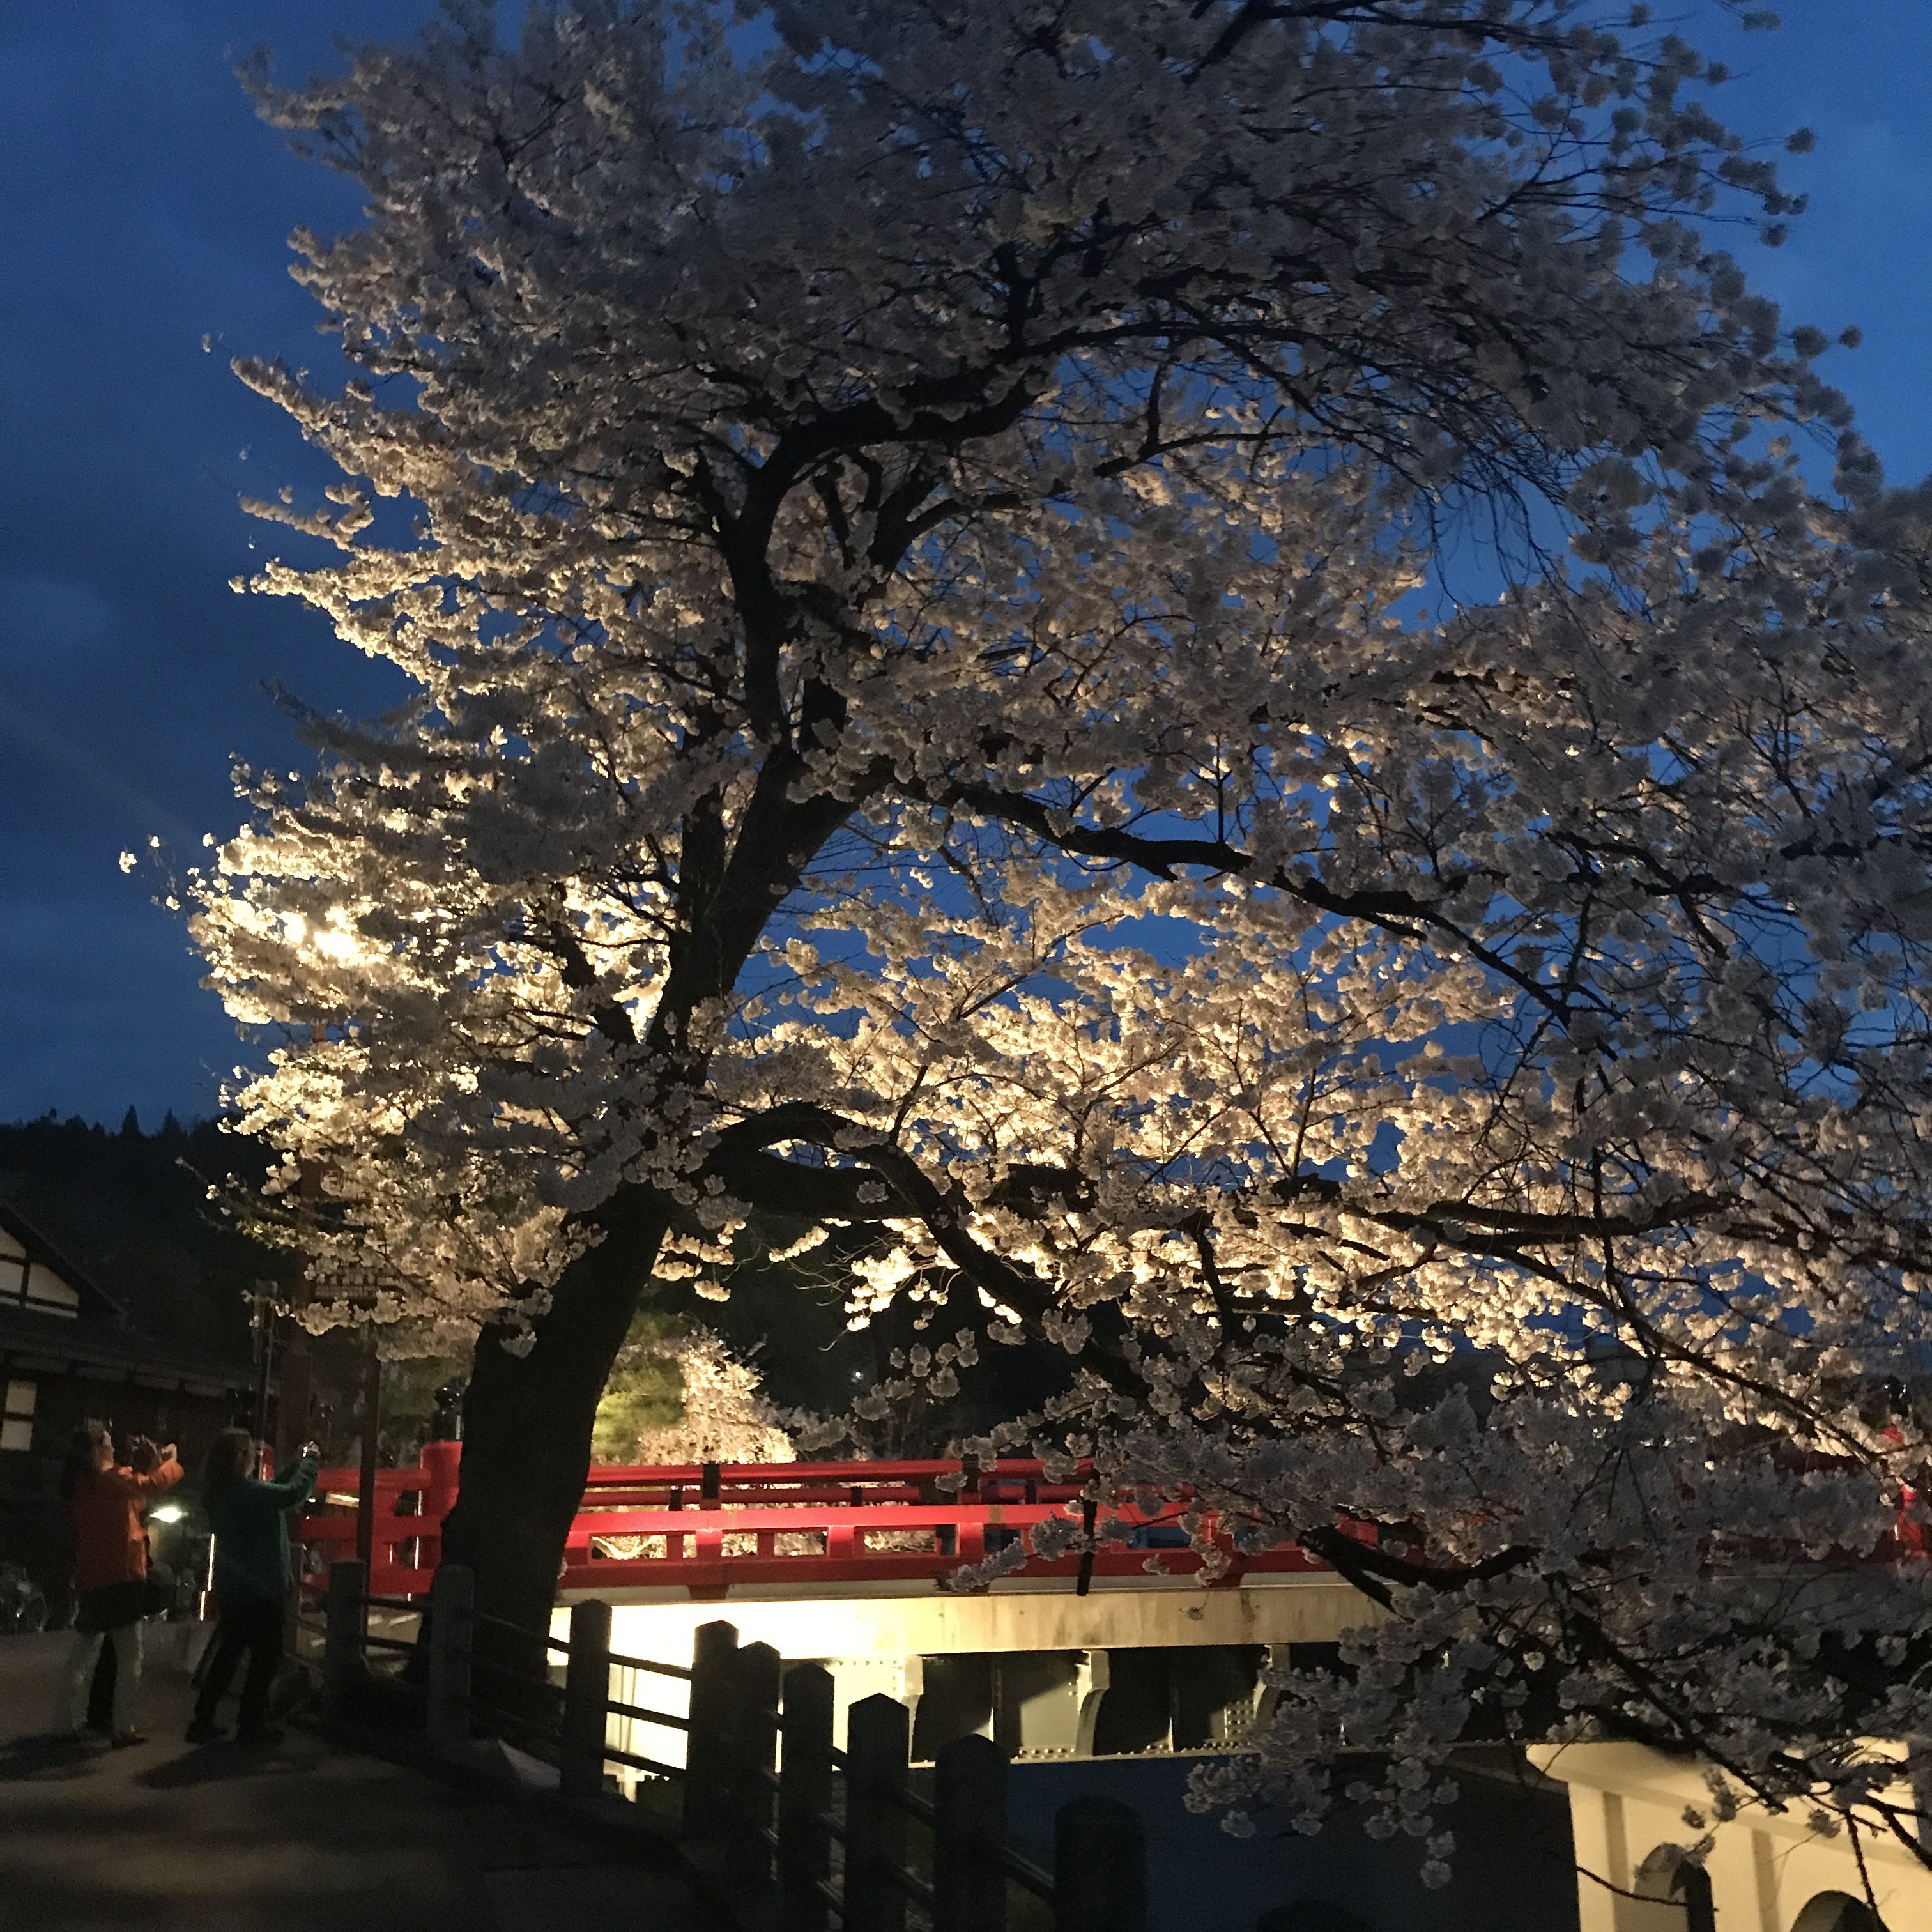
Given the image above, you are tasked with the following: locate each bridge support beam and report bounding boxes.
[1074,1649,1108,1756]
[843,1644,1270,1762]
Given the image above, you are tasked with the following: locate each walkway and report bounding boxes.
[0,1631,714,1932]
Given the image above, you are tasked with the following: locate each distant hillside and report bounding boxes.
[0,1112,294,1365]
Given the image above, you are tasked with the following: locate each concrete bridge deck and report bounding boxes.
[0,1632,712,1932]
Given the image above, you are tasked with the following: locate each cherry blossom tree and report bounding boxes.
[185,0,1932,1869]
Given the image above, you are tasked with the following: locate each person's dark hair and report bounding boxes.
[203,1427,257,1493]
[59,1420,111,1503]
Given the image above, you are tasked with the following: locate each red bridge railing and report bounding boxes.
[298,1444,1357,1601]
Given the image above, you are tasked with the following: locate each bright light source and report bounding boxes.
[150,1503,186,1523]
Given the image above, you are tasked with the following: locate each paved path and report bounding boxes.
[0,1632,714,1932]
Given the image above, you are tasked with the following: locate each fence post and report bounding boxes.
[777,1663,835,1932]
[843,1693,910,1932]
[321,1558,367,1723]
[560,1597,613,1804]
[1053,1797,1146,1932]
[684,1618,740,1854]
[934,1733,1008,1932]
[425,1561,473,1751]
[730,1641,783,1925]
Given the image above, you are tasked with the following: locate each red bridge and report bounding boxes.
[293,1444,1929,1775]
[297,1442,1360,1602]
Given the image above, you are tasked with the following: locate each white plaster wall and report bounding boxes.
[1530,1742,1932,1932]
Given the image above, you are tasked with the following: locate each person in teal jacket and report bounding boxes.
[186,1429,319,1745]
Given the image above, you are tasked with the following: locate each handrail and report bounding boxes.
[465,1605,569,1649]
[885,1864,937,1910]
[992,1843,1059,1901]
[464,1692,562,1749]
[608,1648,692,1681]
[602,1744,686,1779]
[469,1652,562,1680]
[889,1784,937,1828]
[569,1500,1078,1533]
[606,1698,688,1731]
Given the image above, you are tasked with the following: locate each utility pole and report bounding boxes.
[355,1319,381,1575]
[250,1289,275,1450]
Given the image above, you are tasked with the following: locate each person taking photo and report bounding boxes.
[187,1429,320,1745]
[56,1421,182,1746]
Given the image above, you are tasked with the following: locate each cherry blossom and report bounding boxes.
[183,0,1932,1869]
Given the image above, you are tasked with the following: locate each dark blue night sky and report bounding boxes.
[2,3,1929,1127]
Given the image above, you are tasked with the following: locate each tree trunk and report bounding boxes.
[438,1186,669,1715]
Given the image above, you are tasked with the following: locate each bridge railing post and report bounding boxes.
[730,1641,782,1924]
[417,1437,462,1570]
[843,1693,910,1932]
[683,1618,740,1855]
[561,1597,613,1804]
[1053,1795,1146,1932]
[933,1733,1008,1932]
[321,1557,367,1723]
[696,1459,725,1565]
[777,1663,835,1932]
[425,1561,473,1751]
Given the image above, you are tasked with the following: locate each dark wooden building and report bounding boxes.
[0,1200,254,1611]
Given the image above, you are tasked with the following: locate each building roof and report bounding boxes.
[0,1196,128,1324]
[0,1197,252,1400]
[0,1299,254,1400]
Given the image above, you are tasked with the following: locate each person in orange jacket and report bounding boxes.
[56,1419,183,1745]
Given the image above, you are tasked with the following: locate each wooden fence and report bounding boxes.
[319,1558,1147,1932]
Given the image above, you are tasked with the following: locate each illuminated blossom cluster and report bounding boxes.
[183,0,1932,1869]
[630,1327,794,1466]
